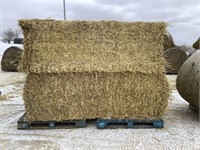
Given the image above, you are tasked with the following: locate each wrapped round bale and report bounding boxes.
[164,47,188,74]
[19,19,170,121]
[176,51,200,110]
[163,31,175,50]
[1,46,23,72]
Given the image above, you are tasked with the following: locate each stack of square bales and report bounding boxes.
[19,19,170,121]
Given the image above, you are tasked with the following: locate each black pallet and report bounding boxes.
[97,118,163,129]
[189,104,199,112]
[17,113,86,130]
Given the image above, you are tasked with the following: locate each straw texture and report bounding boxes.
[19,19,167,74]
[24,72,169,121]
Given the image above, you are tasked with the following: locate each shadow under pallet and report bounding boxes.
[17,113,164,129]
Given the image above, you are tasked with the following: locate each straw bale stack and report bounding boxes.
[19,19,170,121]
[176,51,200,109]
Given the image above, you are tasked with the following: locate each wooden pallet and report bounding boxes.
[96,118,164,129]
[17,113,86,130]
[189,104,199,112]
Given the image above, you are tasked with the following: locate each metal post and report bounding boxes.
[63,0,66,20]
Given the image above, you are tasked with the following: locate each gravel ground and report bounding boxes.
[0,70,199,150]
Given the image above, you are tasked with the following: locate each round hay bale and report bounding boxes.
[1,46,23,72]
[163,31,175,50]
[176,50,200,109]
[164,47,188,74]
[192,37,200,49]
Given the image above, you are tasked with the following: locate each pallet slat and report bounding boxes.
[17,113,86,130]
[96,118,164,129]
[17,113,164,129]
